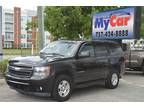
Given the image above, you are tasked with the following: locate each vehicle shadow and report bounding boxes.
[16,92,55,102]
[69,83,108,101]
[16,83,107,102]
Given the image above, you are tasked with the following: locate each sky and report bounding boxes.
[1,0,37,10]
[0,0,144,10]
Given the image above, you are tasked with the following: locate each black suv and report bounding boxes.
[5,40,125,101]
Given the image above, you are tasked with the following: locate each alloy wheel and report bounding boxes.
[58,80,70,97]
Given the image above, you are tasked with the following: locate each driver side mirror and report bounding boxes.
[78,51,90,58]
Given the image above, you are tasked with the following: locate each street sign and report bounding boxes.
[92,7,141,40]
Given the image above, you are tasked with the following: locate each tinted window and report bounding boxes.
[94,45,108,58]
[109,44,122,55]
[79,44,95,57]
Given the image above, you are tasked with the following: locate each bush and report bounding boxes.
[0,60,8,78]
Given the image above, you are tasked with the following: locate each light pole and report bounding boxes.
[37,6,44,50]
[16,10,19,49]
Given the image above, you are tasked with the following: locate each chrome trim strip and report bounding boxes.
[7,80,29,85]
[6,74,30,80]
[9,66,33,71]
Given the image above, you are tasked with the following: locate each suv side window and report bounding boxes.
[94,45,108,58]
[78,44,95,57]
[109,44,122,56]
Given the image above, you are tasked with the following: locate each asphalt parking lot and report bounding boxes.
[0,70,144,102]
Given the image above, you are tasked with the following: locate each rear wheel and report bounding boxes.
[105,71,119,89]
[120,61,125,77]
[142,64,144,75]
[52,75,73,101]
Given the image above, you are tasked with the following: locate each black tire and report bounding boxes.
[142,64,144,75]
[105,71,119,89]
[52,75,73,102]
[120,61,125,77]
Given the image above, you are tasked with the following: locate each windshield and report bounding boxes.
[40,41,80,57]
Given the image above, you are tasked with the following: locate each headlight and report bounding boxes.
[31,66,51,80]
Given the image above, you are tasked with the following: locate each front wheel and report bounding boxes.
[105,71,119,89]
[52,75,73,101]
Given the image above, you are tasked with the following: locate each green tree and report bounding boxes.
[25,18,39,53]
[44,6,117,40]
[26,18,38,31]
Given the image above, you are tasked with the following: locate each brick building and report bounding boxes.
[1,7,37,48]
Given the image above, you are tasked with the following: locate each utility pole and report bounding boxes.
[37,6,44,50]
[0,6,3,61]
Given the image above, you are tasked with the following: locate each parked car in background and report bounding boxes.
[124,43,144,74]
[5,40,125,101]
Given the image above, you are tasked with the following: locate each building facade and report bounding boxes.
[0,6,3,60]
[2,8,14,48]
[14,7,21,48]
[20,10,38,48]
[2,7,37,48]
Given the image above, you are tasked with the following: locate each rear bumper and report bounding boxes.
[5,74,55,97]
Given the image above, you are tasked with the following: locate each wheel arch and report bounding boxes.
[55,70,74,83]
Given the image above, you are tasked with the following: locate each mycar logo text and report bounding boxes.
[94,12,131,30]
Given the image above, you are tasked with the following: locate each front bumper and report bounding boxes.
[5,74,55,97]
